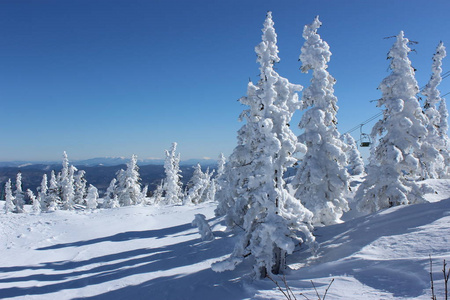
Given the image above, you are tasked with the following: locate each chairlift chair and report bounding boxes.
[359,125,371,147]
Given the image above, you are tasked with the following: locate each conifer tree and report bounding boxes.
[213,12,314,278]
[47,170,60,211]
[86,184,99,210]
[116,155,144,206]
[438,98,450,177]
[4,179,15,213]
[292,16,349,225]
[38,174,48,211]
[343,133,365,176]
[153,180,164,205]
[184,164,213,204]
[356,31,429,213]
[13,172,25,213]
[421,41,449,178]
[27,189,40,214]
[103,178,120,208]
[162,143,183,205]
[74,170,87,205]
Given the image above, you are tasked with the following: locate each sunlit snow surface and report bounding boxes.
[1,179,450,299]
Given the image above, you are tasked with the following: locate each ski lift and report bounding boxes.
[359,124,371,147]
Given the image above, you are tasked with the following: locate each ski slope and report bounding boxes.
[1,179,449,299]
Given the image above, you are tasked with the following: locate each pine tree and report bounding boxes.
[86,184,99,210]
[438,98,450,177]
[421,41,449,178]
[153,180,164,205]
[47,170,60,211]
[356,31,429,213]
[27,189,40,214]
[213,12,314,278]
[343,133,365,176]
[59,152,76,210]
[74,170,87,205]
[162,143,183,205]
[4,179,15,213]
[13,172,25,213]
[184,164,212,204]
[103,178,120,208]
[38,174,48,211]
[116,155,144,206]
[292,16,350,226]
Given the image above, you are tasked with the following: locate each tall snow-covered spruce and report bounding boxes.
[162,143,183,205]
[421,41,449,178]
[213,12,314,278]
[4,179,15,213]
[292,16,350,226]
[13,172,25,213]
[356,31,429,213]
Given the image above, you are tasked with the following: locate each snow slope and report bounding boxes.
[1,179,450,299]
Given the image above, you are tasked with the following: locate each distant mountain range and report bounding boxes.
[0,157,218,168]
[0,158,219,198]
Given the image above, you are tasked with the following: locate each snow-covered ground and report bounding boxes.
[1,179,450,299]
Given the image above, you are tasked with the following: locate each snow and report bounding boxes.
[0,179,449,299]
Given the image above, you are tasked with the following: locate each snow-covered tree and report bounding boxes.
[73,170,87,205]
[152,180,164,204]
[216,153,226,178]
[213,12,315,278]
[343,133,365,176]
[85,184,99,210]
[38,174,48,211]
[4,179,15,213]
[438,97,450,177]
[356,31,429,213]
[421,41,449,178]
[162,143,183,205]
[103,178,120,208]
[291,16,349,226]
[13,172,25,213]
[192,214,214,241]
[184,164,213,204]
[27,189,40,214]
[116,155,144,206]
[61,164,77,210]
[47,170,60,211]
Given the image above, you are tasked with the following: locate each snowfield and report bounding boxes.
[1,179,450,299]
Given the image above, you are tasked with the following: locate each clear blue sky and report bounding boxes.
[1,0,450,161]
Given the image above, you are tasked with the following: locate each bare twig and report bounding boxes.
[322,278,335,300]
[444,259,449,300]
[431,255,437,300]
[311,280,321,300]
[267,274,293,300]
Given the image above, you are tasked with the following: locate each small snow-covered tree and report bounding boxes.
[4,179,15,213]
[13,172,25,213]
[116,155,144,206]
[86,184,99,210]
[356,31,429,213]
[216,153,226,178]
[38,174,48,211]
[61,164,77,210]
[213,12,315,278]
[291,16,349,226]
[343,133,365,176]
[421,41,449,178]
[103,178,120,208]
[162,143,183,205]
[184,164,213,204]
[47,170,60,211]
[192,214,214,241]
[153,180,164,204]
[73,170,87,205]
[27,189,40,214]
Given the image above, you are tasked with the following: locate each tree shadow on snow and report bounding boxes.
[288,198,450,298]
[0,221,251,300]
